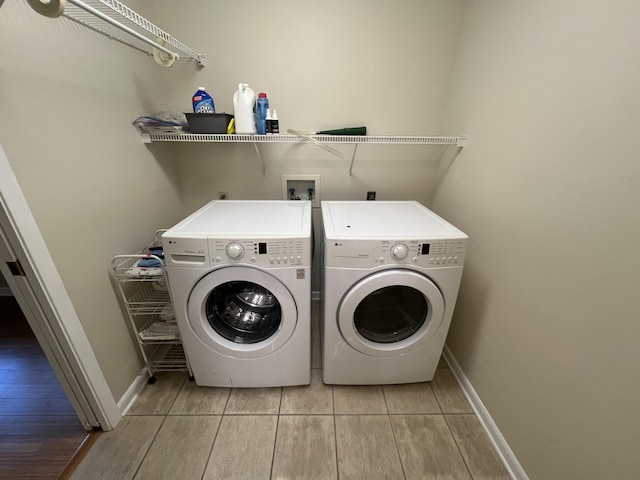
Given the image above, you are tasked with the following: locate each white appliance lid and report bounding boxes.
[322,201,467,239]
[165,200,311,237]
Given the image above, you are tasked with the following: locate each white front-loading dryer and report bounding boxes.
[321,201,467,385]
[163,200,312,387]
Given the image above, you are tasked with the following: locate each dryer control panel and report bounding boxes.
[324,238,466,268]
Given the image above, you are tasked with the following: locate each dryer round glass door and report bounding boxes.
[337,269,445,357]
[188,266,298,358]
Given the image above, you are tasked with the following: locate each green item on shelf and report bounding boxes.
[317,126,367,135]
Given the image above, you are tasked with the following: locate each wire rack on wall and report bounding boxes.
[26,0,205,67]
[141,133,467,146]
[139,133,468,176]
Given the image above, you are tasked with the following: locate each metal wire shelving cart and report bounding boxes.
[110,230,191,384]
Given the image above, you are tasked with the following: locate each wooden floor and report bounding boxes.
[0,295,90,480]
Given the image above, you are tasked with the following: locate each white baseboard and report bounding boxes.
[443,344,528,480]
[117,369,149,416]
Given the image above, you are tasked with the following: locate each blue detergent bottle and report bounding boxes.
[192,87,215,113]
[256,92,269,134]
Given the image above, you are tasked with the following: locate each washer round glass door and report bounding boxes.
[188,266,297,358]
[337,269,445,357]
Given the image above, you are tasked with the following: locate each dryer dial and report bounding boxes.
[390,243,409,261]
[225,242,244,259]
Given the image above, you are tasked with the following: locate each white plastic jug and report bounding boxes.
[233,83,257,134]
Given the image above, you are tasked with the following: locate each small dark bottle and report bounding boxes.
[266,109,273,135]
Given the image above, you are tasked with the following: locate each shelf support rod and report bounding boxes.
[66,0,179,59]
[348,144,359,177]
[287,130,344,160]
[253,143,266,176]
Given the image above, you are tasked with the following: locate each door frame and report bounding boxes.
[0,142,120,431]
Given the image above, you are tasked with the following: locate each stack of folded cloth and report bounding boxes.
[139,322,179,341]
[159,305,175,321]
[127,248,165,277]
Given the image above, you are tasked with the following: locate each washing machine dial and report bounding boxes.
[390,243,409,261]
[225,242,244,259]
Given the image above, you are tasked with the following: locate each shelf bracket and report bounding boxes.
[348,144,359,177]
[253,143,266,176]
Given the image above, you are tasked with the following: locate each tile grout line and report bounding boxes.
[429,364,476,480]
[132,415,168,479]
[199,415,223,480]
[442,413,475,480]
[131,375,188,479]
[200,382,230,480]
[220,387,232,415]
[331,382,341,480]
[268,387,284,479]
[165,374,189,416]
[431,376,446,414]
[382,386,408,480]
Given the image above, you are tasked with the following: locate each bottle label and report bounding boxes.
[193,91,215,113]
[194,99,215,113]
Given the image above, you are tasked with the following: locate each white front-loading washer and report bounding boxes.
[321,201,467,385]
[162,200,312,387]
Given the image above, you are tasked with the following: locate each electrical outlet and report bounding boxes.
[367,191,376,201]
[219,191,228,200]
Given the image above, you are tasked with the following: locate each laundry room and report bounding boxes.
[0,1,638,479]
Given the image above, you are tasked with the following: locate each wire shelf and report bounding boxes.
[125,283,172,316]
[143,133,467,146]
[146,344,189,371]
[137,317,180,344]
[139,133,467,176]
[60,0,205,65]
[110,230,167,282]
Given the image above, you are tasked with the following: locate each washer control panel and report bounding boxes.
[163,236,311,267]
[211,238,310,267]
[325,238,466,268]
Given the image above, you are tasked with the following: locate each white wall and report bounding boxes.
[140,0,467,291]
[3,2,637,476]
[0,0,185,400]
[0,0,465,400]
[434,1,640,478]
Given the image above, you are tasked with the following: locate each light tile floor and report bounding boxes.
[71,303,510,480]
